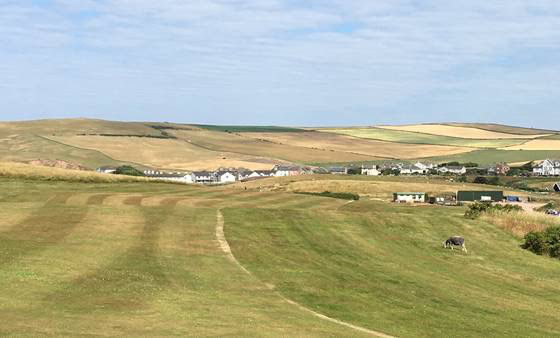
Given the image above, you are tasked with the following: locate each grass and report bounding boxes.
[322,127,526,148]
[225,201,560,337]
[482,211,560,237]
[378,124,550,139]
[4,173,560,336]
[501,139,560,150]
[0,162,151,183]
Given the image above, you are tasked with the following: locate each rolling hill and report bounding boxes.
[1,118,559,170]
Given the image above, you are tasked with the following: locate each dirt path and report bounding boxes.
[215,210,396,338]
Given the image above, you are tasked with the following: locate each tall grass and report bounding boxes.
[482,212,560,238]
[0,162,151,183]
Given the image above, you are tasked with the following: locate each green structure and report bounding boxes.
[457,191,503,202]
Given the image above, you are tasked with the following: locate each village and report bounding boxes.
[95,158,560,185]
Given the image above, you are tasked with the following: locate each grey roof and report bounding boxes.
[255,170,274,175]
[275,165,301,171]
[148,173,189,178]
[192,171,214,176]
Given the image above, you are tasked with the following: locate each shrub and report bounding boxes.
[522,231,547,255]
[464,202,522,219]
[473,176,487,184]
[295,191,359,201]
[114,165,145,177]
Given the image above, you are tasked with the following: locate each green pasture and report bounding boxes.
[193,124,305,133]
[2,176,560,336]
[323,128,527,148]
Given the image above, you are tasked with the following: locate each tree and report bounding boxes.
[473,176,487,184]
[115,165,145,177]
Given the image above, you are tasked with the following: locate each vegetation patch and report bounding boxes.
[295,191,360,200]
[523,227,560,258]
[193,124,305,133]
[464,201,522,219]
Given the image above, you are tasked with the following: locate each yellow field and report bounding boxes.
[170,129,379,163]
[49,135,280,170]
[500,139,560,150]
[378,124,550,139]
[242,131,474,159]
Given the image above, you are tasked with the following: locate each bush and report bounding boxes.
[522,231,547,255]
[464,202,522,219]
[473,176,487,184]
[114,165,145,177]
[522,226,560,258]
[295,191,359,201]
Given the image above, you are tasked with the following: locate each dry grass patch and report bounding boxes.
[242,131,473,159]
[170,129,379,163]
[500,139,560,150]
[0,162,149,183]
[378,124,549,139]
[483,212,560,237]
[49,135,278,170]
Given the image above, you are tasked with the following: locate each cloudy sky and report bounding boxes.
[1,0,559,127]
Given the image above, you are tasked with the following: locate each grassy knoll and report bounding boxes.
[322,127,525,148]
[422,149,560,165]
[225,200,560,337]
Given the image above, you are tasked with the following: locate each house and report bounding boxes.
[216,171,237,183]
[414,162,435,171]
[533,159,560,176]
[192,171,216,184]
[494,162,511,175]
[96,166,117,174]
[554,183,560,192]
[254,170,275,177]
[400,164,424,175]
[438,166,466,175]
[393,192,427,203]
[274,165,302,177]
[328,167,348,175]
[457,191,503,202]
[238,170,261,181]
[361,165,380,176]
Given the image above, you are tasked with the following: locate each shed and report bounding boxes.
[457,191,503,202]
[393,192,427,203]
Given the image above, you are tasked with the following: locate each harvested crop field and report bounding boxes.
[322,127,525,148]
[502,139,560,150]
[378,124,550,139]
[242,131,474,159]
[49,135,280,170]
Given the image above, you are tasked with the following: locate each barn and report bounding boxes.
[457,191,503,202]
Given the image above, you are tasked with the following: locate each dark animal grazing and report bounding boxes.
[443,236,467,253]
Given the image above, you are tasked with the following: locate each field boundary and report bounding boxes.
[215,210,395,338]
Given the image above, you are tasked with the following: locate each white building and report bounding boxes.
[400,164,425,175]
[216,171,237,183]
[361,165,380,176]
[144,170,193,184]
[533,159,560,176]
[192,171,216,184]
[438,166,466,175]
[393,192,427,203]
[414,162,435,171]
[96,166,117,174]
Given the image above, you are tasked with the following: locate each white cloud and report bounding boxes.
[0,0,559,126]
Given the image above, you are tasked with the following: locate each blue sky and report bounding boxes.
[1,0,559,127]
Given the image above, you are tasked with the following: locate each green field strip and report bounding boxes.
[122,195,148,206]
[86,193,113,205]
[0,201,89,268]
[323,128,528,148]
[225,205,560,337]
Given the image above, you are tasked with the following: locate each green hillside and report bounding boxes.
[2,173,560,336]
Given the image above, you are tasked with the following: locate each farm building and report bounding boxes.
[361,165,380,176]
[393,192,427,203]
[554,183,560,192]
[457,191,503,202]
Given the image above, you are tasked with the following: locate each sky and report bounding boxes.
[1,0,559,127]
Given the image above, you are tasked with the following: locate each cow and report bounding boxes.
[443,236,467,253]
